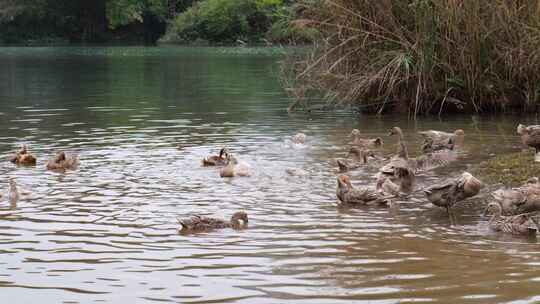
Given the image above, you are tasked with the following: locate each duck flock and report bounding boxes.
[5,123,540,237]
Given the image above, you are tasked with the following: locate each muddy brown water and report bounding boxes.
[0,47,540,303]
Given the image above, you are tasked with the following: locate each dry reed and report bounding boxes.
[284,0,540,115]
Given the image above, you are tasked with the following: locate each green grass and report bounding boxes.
[472,152,540,186]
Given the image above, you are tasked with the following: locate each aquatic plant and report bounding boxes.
[285,0,540,115]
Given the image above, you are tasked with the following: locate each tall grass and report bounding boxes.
[285,0,540,115]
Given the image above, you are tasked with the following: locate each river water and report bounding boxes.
[0,46,539,303]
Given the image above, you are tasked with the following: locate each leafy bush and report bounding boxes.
[162,0,313,44]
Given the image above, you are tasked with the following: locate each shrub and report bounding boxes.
[164,0,280,43]
[285,0,540,115]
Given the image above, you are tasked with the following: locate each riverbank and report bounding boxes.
[472,151,540,186]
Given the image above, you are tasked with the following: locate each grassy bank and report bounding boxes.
[284,0,540,114]
[472,152,540,186]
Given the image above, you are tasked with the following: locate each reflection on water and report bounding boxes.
[0,47,540,303]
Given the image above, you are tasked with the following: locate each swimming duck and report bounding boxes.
[178,211,248,233]
[336,148,378,172]
[387,126,455,172]
[517,124,540,162]
[46,151,79,171]
[202,148,229,166]
[485,202,539,236]
[419,129,465,146]
[336,175,392,206]
[421,137,454,154]
[7,177,19,203]
[489,177,540,215]
[219,154,251,177]
[292,132,307,144]
[376,127,416,193]
[9,145,37,165]
[424,172,483,213]
[350,129,383,149]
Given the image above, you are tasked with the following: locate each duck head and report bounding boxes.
[388,127,404,138]
[219,147,229,159]
[337,175,352,192]
[461,172,483,196]
[54,151,67,163]
[454,129,465,136]
[293,132,307,143]
[373,137,383,147]
[483,202,503,218]
[8,177,17,189]
[230,211,248,229]
[349,129,361,138]
[517,124,526,135]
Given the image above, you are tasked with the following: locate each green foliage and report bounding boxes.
[163,0,303,44]
[107,0,167,28]
[164,0,270,43]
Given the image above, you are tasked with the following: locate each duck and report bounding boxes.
[489,177,540,215]
[421,137,454,154]
[336,175,393,206]
[292,132,307,144]
[484,202,539,236]
[424,172,483,213]
[349,129,383,149]
[336,148,378,172]
[386,126,455,172]
[202,148,229,166]
[517,124,540,162]
[7,177,19,203]
[376,127,416,193]
[46,151,79,171]
[9,145,37,165]
[178,211,248,233]
[219,154,251,177]
[419,129,465,146]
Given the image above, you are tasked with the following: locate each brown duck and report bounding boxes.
[485,202,540,236]
[490,177,540,215]
[202,148,229,166]
[419,129,465,146]
[7,177,19,203]
[46,151,79,171]
[336,148,378,172]
[424,172,483,213]
[517,124,540,162]
[178,211,248,233]
[9,145,36,165]
[292,132,307,144]
[377,127,416,194]
[421,137,454,154]
[350,129,383,149]
[387,126,455,173]
[336,175,392,206]
[220,154,250,177]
